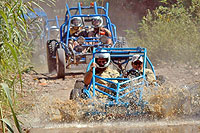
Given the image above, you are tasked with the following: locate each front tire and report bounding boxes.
[70,80,85,100]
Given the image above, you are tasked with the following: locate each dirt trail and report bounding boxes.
[18,70,84,130]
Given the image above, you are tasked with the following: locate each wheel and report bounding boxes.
[46,40,57,73]
[70,80,85,100]
[56,48,66,78]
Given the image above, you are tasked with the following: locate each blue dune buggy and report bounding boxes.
[24,8,64,44]
[23,8,48,46]
[24,8,64,63]
[46,2,127,78]
[70,47,157,115]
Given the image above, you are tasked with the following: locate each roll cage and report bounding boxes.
[84,47,156,106]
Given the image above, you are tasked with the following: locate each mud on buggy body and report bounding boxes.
[70,47,156,114]
[46,2,127,78]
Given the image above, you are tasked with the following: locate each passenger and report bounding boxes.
[84,49,119,93]
[125,54,156,84]
[88,16,112,45]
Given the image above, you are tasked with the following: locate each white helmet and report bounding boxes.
[71,17,82,27]
[95,49,110,68]
[132,54,143,63]
[91,16,103,27]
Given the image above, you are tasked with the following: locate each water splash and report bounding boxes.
[40,80,200,123]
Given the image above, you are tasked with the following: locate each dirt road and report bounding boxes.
[18,63,200,132]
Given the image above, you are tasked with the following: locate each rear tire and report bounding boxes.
[70,80,85,100]
[47,40,57,73]
[56,48,66,78]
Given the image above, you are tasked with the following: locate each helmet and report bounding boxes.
[71,17,82,27]
[91,16,103,27]
[95,49,110,68]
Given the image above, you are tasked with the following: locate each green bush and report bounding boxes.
[126,0,200,65]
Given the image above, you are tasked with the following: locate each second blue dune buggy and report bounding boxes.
[46,2,127,78]
[23,8,64,65]
[70,47,157,115]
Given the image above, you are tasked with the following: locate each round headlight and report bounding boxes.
[100,35,108,44]
[77,36,85,44]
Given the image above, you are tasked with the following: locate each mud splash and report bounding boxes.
[45,80,200,124]
[143,82,192,118]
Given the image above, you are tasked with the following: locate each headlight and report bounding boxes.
[77,36,85,44]
[100,35,108,44]
[74,45,83,52]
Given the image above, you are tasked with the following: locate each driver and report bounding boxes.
[84,49,119,93]
[125,54,156,83]
[88,16,112,45]
[63,17,83,41]
[63,17,88,53]
[69,17,83,37]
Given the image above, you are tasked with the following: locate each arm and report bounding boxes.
[100,27,112,45]
[84,69,93,85]
[84,62,96,85]
[100,27,111,37]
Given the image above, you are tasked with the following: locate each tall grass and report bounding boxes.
[0,0,54,132]
[126,0,200,65]
[1,83,21,133]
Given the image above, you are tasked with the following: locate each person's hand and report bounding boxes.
[89,62,96,72]
[91,62,96,68]
[100,27,110,33]
[74,41,79,47]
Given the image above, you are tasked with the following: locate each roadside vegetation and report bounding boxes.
[0,0,54,132]
[126,0,200,65]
